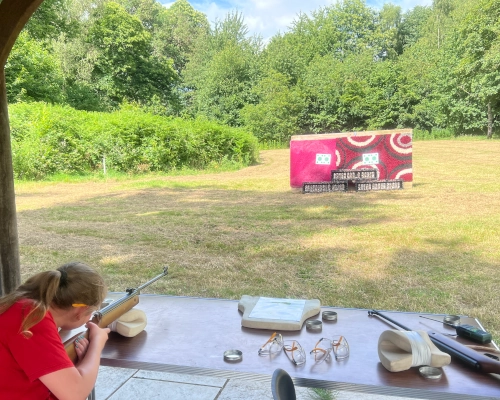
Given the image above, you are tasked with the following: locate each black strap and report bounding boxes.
[59,269,68,286]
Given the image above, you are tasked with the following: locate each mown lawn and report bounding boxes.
[14,139,500,341]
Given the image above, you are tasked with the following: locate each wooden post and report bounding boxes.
[0,67,20,295]
[487,101,493,140]
[0,0,45,294]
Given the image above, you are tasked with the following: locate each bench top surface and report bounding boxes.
[63,294,500,399]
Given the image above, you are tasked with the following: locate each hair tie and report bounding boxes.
[59,269,68,286]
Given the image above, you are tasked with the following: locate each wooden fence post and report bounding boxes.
[0,0,46,294]
[0,67,20,295]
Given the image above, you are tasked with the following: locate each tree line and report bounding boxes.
[5,0,500,141]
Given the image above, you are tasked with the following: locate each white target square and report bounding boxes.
[315,154,332,165]
[363,153,379,165]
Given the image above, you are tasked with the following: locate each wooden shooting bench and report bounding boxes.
[67,294,500,400]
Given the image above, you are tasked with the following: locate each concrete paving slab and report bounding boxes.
[134,370,226,387]
[94,366,424,400]
[217,381,419,400]
[106,377,222,400]
[95,366,137,399]
[334,392,416,400]
[216,378,313,400]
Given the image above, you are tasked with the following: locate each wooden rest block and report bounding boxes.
[238,295,321,330]
[378,330,451,372]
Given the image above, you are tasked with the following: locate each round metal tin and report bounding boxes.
[306,319,322,331]
[223,349,243,362]
[322,311,338,321]
[419,366,443,380]
[444,315,460,326]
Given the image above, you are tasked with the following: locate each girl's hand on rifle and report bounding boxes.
[74,335,89,362]
[86,321,110,350]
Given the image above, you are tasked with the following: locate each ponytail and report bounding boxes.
[0,262,106,337]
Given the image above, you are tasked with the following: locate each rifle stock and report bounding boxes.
[369,309,500,375]
[428,331,500,374]
[64,267,168,364]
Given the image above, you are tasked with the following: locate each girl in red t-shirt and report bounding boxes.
[0,262,110,400]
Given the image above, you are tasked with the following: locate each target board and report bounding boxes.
[290,129,413,189]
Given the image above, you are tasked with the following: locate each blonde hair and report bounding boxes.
[0,262,106,337]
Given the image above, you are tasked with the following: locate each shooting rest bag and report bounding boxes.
[108,308,147,337]
[238,295,321,330]
[378,330,451,372]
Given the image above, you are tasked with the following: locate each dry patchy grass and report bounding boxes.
[14,140,500,340]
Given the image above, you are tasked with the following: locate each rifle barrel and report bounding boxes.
[134,266,169,293]
[368,309,412,331]
[98,267,169,318]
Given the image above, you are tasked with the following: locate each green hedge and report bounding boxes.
[9,103,259,180]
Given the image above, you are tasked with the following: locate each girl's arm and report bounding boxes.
[39,322,110,400]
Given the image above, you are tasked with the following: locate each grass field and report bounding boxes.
[14,140,500,341]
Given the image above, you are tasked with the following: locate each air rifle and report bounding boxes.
[368,309,500,374]
[64,267,168,363]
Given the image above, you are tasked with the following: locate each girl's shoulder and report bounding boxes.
[12,298,37,315]
[1,299,33,316]
[0,299,46,334]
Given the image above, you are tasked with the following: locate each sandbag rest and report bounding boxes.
[101,298,147,337]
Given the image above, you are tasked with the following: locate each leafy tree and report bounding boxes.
[188,41,259,125]
[397,6,432,53]
[300,54,343,132]
[315,0,377,59]
[86,1,178,109]
[183,11,262,125]
[433,0,454,48]
[336,52,374,130]
[364,56,401,128]
[447,0,500,138]
[241,71,305,141]
[394,35,446,131]
[116,0,164,32]
[157,0,210,73]
[372,4,402,60]
[280,0,377,61]
[262,0,379,90]
[51,35,107,111]
[5,31,65,104]
[23,0,79,41]
[262,32,308,86]
[6,0,498,139]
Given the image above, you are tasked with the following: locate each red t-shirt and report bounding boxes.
[0,300,74,399]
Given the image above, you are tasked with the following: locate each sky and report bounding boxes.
[161,0,434,42]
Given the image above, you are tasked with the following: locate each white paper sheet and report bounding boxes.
[248,297,306,321]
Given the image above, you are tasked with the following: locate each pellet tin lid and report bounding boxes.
[306,319,322,331]
[223,349,243,362]
[419,366,443,379]
[322,311,338,321]
[444,315,460,326]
